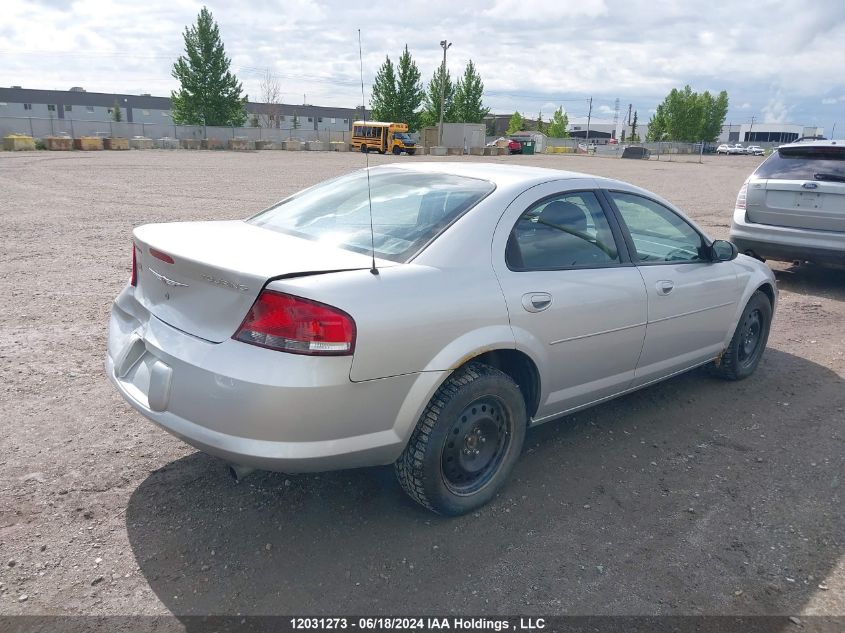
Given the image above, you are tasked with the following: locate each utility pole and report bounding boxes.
[438,39,452,147]
[748,115,756,142]
[585,97,593,144]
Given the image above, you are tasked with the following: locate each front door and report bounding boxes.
[492,182,648,420]
[604,190,740,386]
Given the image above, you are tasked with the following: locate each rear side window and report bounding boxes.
[249,170,494,263]
[507,191,620,270]
[754,146,845,181]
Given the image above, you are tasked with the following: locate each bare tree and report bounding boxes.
[259,69,282,127]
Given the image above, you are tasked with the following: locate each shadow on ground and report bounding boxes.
[126,349,844,621]
[772,262,845,301]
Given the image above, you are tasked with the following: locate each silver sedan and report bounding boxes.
[107,163,777,515]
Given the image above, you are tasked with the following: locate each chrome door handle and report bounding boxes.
[656,280,674,296]
[522,292,553,312]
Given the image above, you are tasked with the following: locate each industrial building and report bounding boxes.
[0,86,359,132]
[719,123,824,144]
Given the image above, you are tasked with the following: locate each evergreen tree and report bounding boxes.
[170,6,246,126]
[629,110,639,142]
[370,55,399,122]
[395,45,424,131]
[421,64,456,128]
[535,110,544,133]
[111,100,122,123]
[453,60,489,123]
[546,106,569,138]
[506,111,524,135]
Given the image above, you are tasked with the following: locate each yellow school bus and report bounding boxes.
[351,121,416,155]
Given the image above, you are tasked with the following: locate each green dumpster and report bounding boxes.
[521,140,535,155]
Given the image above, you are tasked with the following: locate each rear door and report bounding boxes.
[492,181,647,419]
[747,145,845,231]
[604,190,740,386]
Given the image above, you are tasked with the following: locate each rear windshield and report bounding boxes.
[754,146,845,180]
[249,170,494,262]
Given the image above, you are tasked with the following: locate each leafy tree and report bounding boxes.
[111,100,122,123]
[506,111,524,135]
[170,6,246,126]
[453,60,489,123]
[647,85,729,142]
[420,64,456,128]
[396,45,424,130]
[370,55,399,122]
[546,106,569,138]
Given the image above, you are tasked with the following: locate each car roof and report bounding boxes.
[777,139,842,149]
[376,161,605,189]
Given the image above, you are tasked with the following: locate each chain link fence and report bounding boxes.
[0,116,352,144]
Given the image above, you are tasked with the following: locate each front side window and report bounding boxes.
[609,192,706,263]
[507,191,620,270]
[249,169,495,263]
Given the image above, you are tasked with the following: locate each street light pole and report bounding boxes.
[437,39,451,147]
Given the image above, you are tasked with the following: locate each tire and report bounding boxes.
[711,291,772,380]
[407,150,416,156]
[361,144,368,153]
[392,146,401,155]
[395,362,527,516]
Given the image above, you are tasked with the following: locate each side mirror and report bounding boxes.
[711,239,738,262]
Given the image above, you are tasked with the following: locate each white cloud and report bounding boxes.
[822,98,837,105]
[762,93,791,124]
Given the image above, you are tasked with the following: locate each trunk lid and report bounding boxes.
[748,180,845,231]
[132,220,380,342]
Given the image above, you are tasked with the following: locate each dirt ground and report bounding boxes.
[0,150,842,621]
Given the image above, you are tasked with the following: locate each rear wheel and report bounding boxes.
[711,291,772,380]
[395,362,527,516]
[361,144,368,153]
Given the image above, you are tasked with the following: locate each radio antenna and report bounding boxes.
[358,29,379,276]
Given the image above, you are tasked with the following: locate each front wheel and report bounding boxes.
[392,146,401,155]
[395,362,527,516]
[711,290,772,380]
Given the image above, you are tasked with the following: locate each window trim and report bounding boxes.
[505,189,634,272]
[602,189,714,266]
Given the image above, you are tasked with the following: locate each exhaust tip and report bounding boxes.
[228,463,255,484]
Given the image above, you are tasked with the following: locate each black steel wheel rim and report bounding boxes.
[441,396,511,496]
[738,308,763,365]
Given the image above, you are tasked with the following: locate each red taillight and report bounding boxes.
[233,291,356,355]
[149,248,175,264]
[736,182,748,210]
[131,244,138,286]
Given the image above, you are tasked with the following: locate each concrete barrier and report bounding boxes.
[3,135,36,151]
[447,147,463,156]
[254,140,274,150]
[129,137,154,150]
[73,137,103,151]
[180,139,201,150]
[155,137,179,149]
[330,141,349,152]
[44,136,72,151]
[282,140,303,151]
[305,140,325,151]
[201,138,224,150]
[469,147,485,156]
[429,146,447,156]
[228,138,252,151]
[483,146,498,156]
[103,138,129,150]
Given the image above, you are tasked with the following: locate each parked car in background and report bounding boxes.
[107,163,777,515]
[746,146,765,156]
[730,140,845,266]
[717,144,733,155]
[507,139,523,154]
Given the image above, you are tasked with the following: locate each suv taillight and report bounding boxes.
[735,182,748,210]
[233,290,356,355]
[131,244,138,286]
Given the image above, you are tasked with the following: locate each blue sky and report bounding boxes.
[3,0,845,135]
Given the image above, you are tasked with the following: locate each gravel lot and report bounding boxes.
[0,150,842,619]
